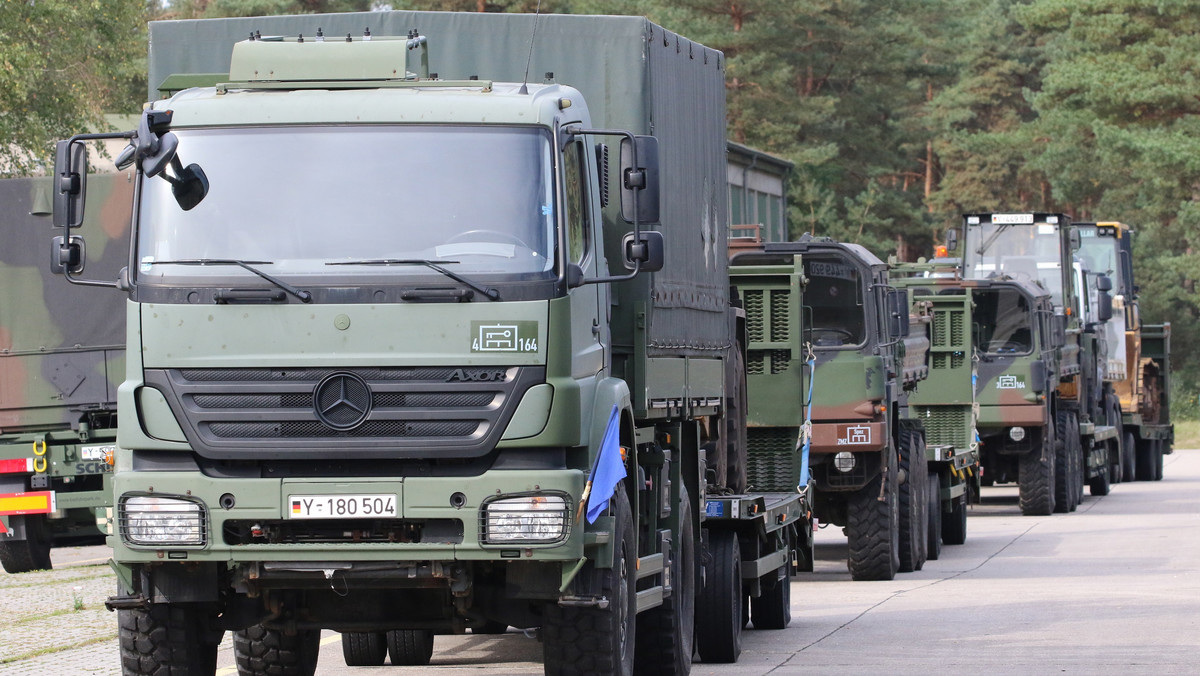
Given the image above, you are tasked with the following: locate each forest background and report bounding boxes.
[2,0,1197,417]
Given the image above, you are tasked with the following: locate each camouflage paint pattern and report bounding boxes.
[0,172,129,538]
[731,237,926,500]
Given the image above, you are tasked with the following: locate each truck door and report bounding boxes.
[563,140,606,377]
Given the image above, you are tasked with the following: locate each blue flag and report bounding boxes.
[586,405,627,524]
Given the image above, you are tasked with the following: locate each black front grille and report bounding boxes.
[145,366,543,460]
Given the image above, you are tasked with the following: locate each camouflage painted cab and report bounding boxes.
[730,236,930,581]
[960,212,1118,512]
[0,173,128,573]
[1075,222,1173,483]
[889,260,981,554]
[966,274,1063,515]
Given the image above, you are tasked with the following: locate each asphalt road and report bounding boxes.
[3,449,1197,675]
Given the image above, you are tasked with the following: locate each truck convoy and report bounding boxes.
[956,212,1147,513]
[49,11,809,675]
[1074,221,1173,481]
[0,174,128,573]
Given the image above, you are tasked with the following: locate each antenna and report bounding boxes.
[518,0,543,95]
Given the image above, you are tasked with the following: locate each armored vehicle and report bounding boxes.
[0,174,127,573]
[729,237,929,581]
[51,12,806,675]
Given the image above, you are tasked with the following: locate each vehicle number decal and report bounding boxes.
[471,320,539,353]
[288,494,397,519]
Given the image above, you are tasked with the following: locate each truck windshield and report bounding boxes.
[136,125,556,285]
[804,256,865,348]
[1076,228,1122,292]
[974,288,1034,355]
[962,223,1063,307]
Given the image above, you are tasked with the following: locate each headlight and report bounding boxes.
[119,495,207,546]
[482,495,569,545]
[1009,426,1026,442]
[833,452,857,473]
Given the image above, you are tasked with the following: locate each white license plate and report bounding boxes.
[287,494,397,519]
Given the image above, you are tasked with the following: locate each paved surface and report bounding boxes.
[3,449,1198,675]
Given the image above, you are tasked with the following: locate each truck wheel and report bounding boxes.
[695,529,742,662]
[749,566,792,630]
[543,488,636,676]
[1152,439,1164,481]
[846,468,899,581]
[0,515,53,574]
[118,604,219,675]
[926,471,942,559]
[1135,437,1159,483]
[1053,410,1077,513]
[1089,440,1112,496]
[341,631,387,666]
[898,427,928,573]
[233,623,320,676]
[634,485,695,676]
[386,629,434,666]
[1018,424,1056,516]
[1121,431,1137,482]
[942,494,968,546]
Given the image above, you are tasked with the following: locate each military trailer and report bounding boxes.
[50,11,805,675]
[0,174,127,574]
[958,212,1117,513]
[889,260,981,557]
[1074,222,1173,482]
[729,237,929,581]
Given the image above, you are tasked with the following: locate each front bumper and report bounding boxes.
[109,469,588,565]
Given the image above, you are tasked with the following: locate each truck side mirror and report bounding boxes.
[53,140,88,229]
[1030,359,1047,393]
[1052,313,1068,347]
[622,230,664,272]
[620,135,659,225]
[887,289,910,338]
[50,235,85,275]
[945,228,959,253]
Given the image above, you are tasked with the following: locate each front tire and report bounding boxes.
[1019,424,1056,516]
[847,467,900,581]
[233,623,320,676]
[543,488,636,675]
[119,604,219,676]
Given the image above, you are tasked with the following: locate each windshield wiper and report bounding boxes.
[326,259,500,301]
[147,259,312,303]
[976,224,1011,257]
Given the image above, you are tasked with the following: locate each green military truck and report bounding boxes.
[958,212,1117,513]
[50,11,806,675]
[1074,222,1173,481]
[0,174,128,573]
[889,260,981,557]
[728,237,929,581]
